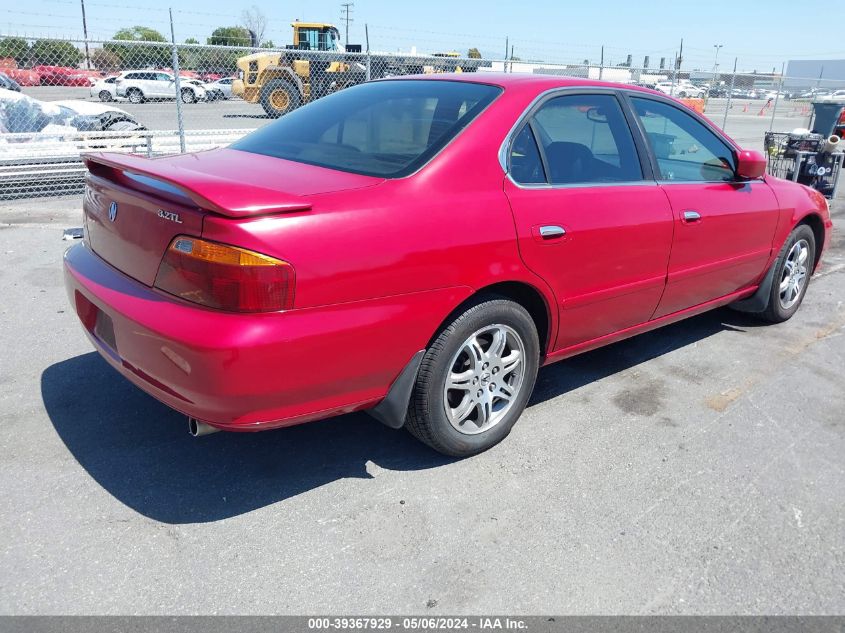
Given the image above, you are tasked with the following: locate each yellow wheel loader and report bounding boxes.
[232,22,365,118]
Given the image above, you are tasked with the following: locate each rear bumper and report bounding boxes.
[64,243,469,431]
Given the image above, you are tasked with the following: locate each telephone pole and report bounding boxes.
[340,2,354,46]
[80,0,90,68]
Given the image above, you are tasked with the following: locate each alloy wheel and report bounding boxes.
[779,238,810,309]
[443,324,526,435]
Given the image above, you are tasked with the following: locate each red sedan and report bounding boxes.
[64,74,833,456]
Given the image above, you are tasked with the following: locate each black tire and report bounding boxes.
[98,90,113,102]
[127,88,144,104]
[259,78,302,118]
[757,224,816,323]
[180,88,196,104]
[406,297,540,457]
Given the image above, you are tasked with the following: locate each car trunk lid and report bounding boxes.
[82,150,382,286]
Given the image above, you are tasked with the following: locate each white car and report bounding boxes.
[114,71,206,104]
[0,88,144,135]
[653,81,705,99]
[203,77,235,101]
[90,76,120,102]
[816,90,845,103]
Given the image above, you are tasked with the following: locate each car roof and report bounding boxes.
[385,72,665,98]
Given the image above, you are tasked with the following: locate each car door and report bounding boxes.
[627,95,780,318]
[154,73,174,98]
[504,91,674,351]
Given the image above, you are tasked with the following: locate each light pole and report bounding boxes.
[712,44,723,75]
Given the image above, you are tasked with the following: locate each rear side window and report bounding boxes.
[231,80,502,178]
[509,125,546,184]
[528,94,642,184]
[631,97,736,182]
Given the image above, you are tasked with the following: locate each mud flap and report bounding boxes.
[367,350,425,429]
[731,259,778,313]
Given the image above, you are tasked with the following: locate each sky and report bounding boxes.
[3,0,844,73]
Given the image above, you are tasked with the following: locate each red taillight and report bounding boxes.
[154,237,294,312]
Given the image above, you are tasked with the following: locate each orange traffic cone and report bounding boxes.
[743,102,749,112]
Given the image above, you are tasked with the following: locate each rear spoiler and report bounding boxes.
[82,152,312,218]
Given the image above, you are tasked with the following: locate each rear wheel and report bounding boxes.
[407,297,540,457]
[180,88,196,104]
[758,224,816,323]
[98,90,113,102]
[127,88,144,104]
[259,78,302,118]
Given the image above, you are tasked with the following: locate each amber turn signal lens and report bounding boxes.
[154,237,294,312]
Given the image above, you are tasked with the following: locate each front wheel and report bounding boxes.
[98,90,113,102]
[181,88,196,104]
[127,88,144,104]
[259,78,302,118]
[758,224,816,323]
[406,297,540,457]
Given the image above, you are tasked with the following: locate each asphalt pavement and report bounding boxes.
[0,185,843,614]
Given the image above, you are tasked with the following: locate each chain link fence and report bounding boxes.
[2,34,844,198]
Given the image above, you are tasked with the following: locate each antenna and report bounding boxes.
[340,2,354,46]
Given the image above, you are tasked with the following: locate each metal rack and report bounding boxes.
[764,131,843,199]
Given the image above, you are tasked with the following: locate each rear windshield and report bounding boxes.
[230,80,502,178]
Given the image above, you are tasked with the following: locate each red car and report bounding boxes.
[64,75,833,456]
[34,65,98,87]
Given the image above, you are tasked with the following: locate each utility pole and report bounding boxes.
[599,45,604,80]
[80,0,90,69]
[340,2,354,46]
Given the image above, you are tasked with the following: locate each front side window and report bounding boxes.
[631,97,736,182]
[525,94,642,185]
[232,80,501,178]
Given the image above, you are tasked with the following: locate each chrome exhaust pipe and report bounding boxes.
[188,417,220,437]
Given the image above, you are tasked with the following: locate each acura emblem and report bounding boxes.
[108,201,118,222]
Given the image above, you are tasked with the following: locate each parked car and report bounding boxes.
[707,86,728,98]
[654,81,705,98]
[33,65,98,87]
[90,76,119,102]
[114,71,206,104]
[204,77,235,100]
[0,72,21,92]
[816,90,845,103]
[0,88,143,134]
[65,75,832,456]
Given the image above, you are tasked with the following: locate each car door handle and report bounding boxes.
[539,225,566,239]
[682,210,702,223]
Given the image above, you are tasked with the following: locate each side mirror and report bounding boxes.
[736,149,767,180]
